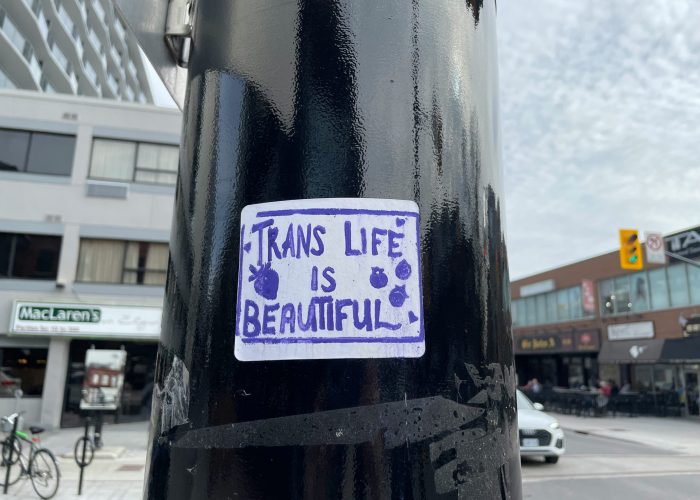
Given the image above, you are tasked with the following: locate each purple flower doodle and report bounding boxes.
[395,259,411,280]
[249,263,279,300]
[369,267,389,289]
[389,285,408,307]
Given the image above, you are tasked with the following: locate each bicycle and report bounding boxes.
[0,412,60,499]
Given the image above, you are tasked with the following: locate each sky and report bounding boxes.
[497,0,700,278]
[146,1,700,280]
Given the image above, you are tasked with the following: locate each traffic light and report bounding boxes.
[619,229,643,270]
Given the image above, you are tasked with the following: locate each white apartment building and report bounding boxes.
[0,0,152,103]
[0,89,180,429]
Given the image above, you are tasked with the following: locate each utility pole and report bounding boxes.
[131,0,521,498]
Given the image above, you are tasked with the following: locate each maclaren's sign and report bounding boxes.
[10,301,161,339]
[514,330,600,354]
[17,305,101,323]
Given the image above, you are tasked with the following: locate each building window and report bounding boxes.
[512,285,591,327]
[0,233,61,280]
[76,239,168,285]
[0,64,16,89]
[0,128,75,175]
[667,265,690,307]
[89,139,178,185]
[599,263,699,316]
[688,265,700,305]
[0,348,48,397]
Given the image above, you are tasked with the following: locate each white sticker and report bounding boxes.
[235,198,424,361]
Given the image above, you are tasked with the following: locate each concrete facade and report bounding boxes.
[0,89,180,428]
[0,0,152,102]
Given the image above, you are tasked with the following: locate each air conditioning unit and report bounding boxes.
[86,180,129,199]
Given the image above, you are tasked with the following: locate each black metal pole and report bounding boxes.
[3,416,18,494]
[144,0,520,498]
[78,418,89,495]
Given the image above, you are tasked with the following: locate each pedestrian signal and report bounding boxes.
[619,229,643,270]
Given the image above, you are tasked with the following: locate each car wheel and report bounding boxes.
[545,456,559,464]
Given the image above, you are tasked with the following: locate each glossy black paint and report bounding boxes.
[144,0,520,498]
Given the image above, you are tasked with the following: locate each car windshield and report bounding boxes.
[516,390,535,410]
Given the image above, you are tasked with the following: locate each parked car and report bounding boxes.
[0,367,22,397]
[517,389,565,463]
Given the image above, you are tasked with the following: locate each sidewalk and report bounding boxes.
[555,413,700,454]
[3,421,149,499]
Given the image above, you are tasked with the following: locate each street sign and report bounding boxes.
[113,0,188,108]
[644,231,666,265]
[665,225,700,262]
[619,229,643,270]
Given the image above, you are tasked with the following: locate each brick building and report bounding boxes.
[510,225,700,415]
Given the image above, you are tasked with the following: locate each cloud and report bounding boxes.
[498,0,700,279]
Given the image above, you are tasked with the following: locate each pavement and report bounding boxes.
[553,413,700,454]
[2,421,148,499]
[522,413,700,500]
[1,414,698,498]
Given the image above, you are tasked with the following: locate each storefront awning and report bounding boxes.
[597,338,665,364]
[599,336,700,364]
[660,335,700,364]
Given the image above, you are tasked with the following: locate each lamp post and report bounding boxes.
[144,1,520,498]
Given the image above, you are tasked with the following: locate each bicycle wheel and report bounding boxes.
[29,449,60,499]
[0,438,23,487]
[73,436,94,467]
[1,437,22,465]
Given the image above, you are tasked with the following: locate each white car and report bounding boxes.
[516,389,565,463]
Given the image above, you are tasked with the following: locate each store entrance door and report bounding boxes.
[61,340,158,428]
[681,365,699,416]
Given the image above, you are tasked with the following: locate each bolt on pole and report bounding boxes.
[144,0,521,498]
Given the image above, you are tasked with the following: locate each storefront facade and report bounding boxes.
[0,91,180,428]
[5,301,162,428]
[511,225,700,415]
[514,330,600,388]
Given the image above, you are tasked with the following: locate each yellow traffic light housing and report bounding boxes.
[619,229,643,270]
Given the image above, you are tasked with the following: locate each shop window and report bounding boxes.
[648,268,670,310]
[0,348,48,397]
[62,340,158,428]
[545,292,557,323]
[76,238,168,285]
[0,233,61,279]
[525,297,536,325]
[568,287,582,319]
[535,294,547,325]
[667,265,690,308]
[89,138,178,186]
[630,274,650,312]
[516,300,526,327]
[0,128,75,176]
[612,276,631,314]
[688,265,700,304]
[599,279,614,315]
[556,289,569,321]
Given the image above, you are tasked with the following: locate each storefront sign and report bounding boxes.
[574,331,600,351]
[515,330,600,354]
[235,198,424,361]
[682,316,700,337]
[520,279,555,298]
[665,225,700,261]
[10,301,161,339]
[644,232,667,265]
[607,321,654,341]
[581,279,596,314]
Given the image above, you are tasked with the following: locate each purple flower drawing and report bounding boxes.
[249,263,279,300]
